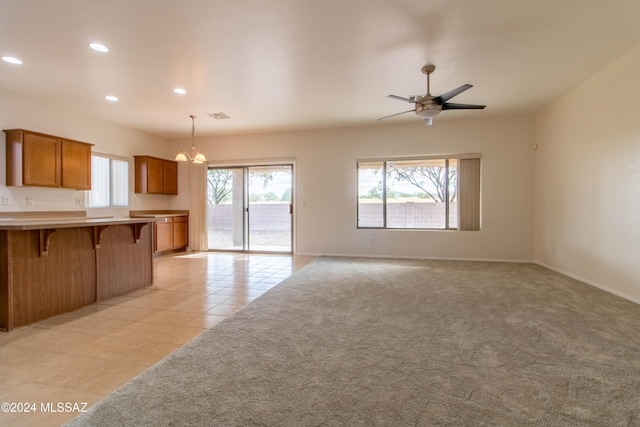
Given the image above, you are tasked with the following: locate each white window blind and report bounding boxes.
[458,158,481,231]
[110,158,129,207]
[86,154,129,208]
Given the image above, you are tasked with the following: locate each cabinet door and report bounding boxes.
[155,220,173,252]
[163,161,178,195]
[172,216,188,249]
[147,157,165,194]
[133,156,178,195]
[22,133,61,187]
[61,140,92,190]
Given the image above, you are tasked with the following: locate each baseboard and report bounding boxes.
[295,251,533,264]
[535,261,640,305]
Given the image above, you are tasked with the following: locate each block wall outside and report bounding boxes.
[358,202,458,229]
[209,202,457,231]
[209,203,291,231]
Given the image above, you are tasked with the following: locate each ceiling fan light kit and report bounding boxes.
[379,64,486,126]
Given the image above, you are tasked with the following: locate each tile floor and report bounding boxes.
[0,251,315,427]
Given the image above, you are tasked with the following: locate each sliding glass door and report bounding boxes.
[207,164,293,253]
[208,167,245,251]
[247,165,292,251]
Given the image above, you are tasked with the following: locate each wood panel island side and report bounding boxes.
[0,214,155,331]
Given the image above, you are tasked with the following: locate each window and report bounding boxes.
[86,154,129,208]
[357,155,480,230]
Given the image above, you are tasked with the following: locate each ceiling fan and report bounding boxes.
[379,65,486,126]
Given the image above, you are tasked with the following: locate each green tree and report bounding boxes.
[390,165,456,202]
[262,191,279,201]
[208,169,233,204]
[366,183,383,199]
[280,188,292,202]
[251,171,274,188]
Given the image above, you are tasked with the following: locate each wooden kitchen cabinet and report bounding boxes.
[61,139,92,190]
[163,161,178,195]
[153,215,188,253]
[130,210,189,254]
[134,155,178,195]
[172,215,188,248]
[4,129,93,189]
[21,132,60,187]
[154,218,174,252]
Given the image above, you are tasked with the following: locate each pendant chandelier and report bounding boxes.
[175,115,207,164]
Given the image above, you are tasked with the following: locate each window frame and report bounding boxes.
[356,154,481,231]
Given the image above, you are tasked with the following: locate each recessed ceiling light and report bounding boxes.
[105,95,118,102]
[89,43,109,52]
[173,88,187,94]
[2,56,22,65]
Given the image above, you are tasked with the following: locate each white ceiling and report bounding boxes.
[1,0,640,139]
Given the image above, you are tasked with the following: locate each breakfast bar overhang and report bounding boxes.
[0,216,155,331]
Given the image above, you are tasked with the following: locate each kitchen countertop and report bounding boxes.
[129,210,189,218]
[0,216,156,231]
[130,214,186,218]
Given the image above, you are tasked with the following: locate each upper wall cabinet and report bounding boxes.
[4,129,93,190]
[134,155,178,195]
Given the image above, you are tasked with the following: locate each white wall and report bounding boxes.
[4,45,638,296]
[0,88,176,217]
[535,46,640,302]
[170,116,536,261]
[0,86,537,262]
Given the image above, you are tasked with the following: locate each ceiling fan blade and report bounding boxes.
[378,109,414,121]
[387,95,417,103]
[441,102,486,110]
[433,84,473,104]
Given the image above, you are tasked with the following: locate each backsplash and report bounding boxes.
[0,185,171,217]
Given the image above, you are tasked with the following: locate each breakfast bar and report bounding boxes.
[0,213,155,331]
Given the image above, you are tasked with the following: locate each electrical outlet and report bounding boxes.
[76,198,82,206]
[26,197,33,206]
[1,197,9,205]
[370,238,375,245]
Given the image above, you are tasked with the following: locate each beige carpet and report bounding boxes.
[67,257,640,426]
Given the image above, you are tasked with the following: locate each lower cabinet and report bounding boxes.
[172,216,188,248]
[155,219,174,252]
[154,216,188,253]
